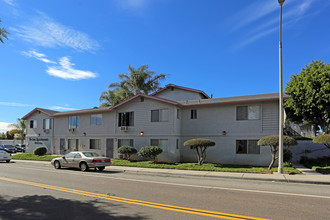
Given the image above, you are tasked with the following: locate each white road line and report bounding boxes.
[2,164,330,200]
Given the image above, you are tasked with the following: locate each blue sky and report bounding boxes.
[1,0,329,132]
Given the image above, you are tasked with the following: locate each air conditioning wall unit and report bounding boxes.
[69,128,75,133]
[43,129,49,134]
[120,126,128,132]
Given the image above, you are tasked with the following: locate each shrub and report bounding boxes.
[183,138,216,165]
[33,147,48,156]
[138,146,163,161]
[284,149,292,162]
[118,145,137,160]
[313,134,330,149]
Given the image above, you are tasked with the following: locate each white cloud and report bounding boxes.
[12,12,99,52]
[22,50,56,64]
[48,106,77,111]
[0,122,12,132]
[46,57,98,80]
[0,102,33,107]
[3,0,15,6]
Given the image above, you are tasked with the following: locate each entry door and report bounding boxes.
[106,139,114,158]
[60,139,65,155]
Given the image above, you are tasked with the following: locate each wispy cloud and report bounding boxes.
[3,0,16,6]
[228,0,322,49]
[0,102,33,107]
[46,57,98,80]
[22,50,56,64]
[12,12,99,52]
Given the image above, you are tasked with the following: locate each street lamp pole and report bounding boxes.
[278,0,285,174]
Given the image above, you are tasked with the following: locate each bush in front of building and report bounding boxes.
[284,149,293,162]
[118,145,137,160]
[34,146,48,156]
[183,138,216,165]
[313,134,330,149]
[138,146,162,161]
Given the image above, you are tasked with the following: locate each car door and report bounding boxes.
[61,152,76,168]
[72,152,82,168]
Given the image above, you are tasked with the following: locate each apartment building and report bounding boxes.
[22,84,281,166]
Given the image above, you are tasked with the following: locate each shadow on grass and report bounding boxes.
[0,195,148,220]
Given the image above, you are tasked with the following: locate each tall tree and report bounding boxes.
[10,118,26,144]
[285,60,330,134]
[0,18,9,44]
[100,65,166,106]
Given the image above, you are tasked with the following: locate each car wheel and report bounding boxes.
[97,166,105,171]
[6,160,10,163]
[80,162,89,172]
[54,160,61,169]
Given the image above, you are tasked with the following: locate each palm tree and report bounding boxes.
[10,119,26,144]
[100,64,166,106]
[0,19,9,44]
[109,64,166,95]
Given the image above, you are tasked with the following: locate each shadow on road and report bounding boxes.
[0,195,148,220]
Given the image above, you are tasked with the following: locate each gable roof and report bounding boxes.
[22,108,59,120]
[151,84,210,99]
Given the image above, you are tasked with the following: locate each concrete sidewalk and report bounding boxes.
[13,160,330,185]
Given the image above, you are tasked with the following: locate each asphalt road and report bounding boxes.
[0,160,329,220]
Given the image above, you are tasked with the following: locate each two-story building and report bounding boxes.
[22,84,282,166]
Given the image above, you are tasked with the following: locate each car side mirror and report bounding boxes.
[62,156,65,159]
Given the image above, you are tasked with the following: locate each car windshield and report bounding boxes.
[5,145,14,148]
[82,152,100,157]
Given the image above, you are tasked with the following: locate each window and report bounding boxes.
[236,105,260,120]
[68,139,78,151]
[43,118,52,129]
[91,114,102,125]
[90,139,101,150]
[151,139,168,153]
[191,109,197,119]
[69,116,79,128]
[151,109,168,122]
[236,140,260,154]
[29,120,37,128]
[118,139,134,147]
[118,112,134,126]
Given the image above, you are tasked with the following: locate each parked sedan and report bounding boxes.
[51,151,111,171]
[0,145,17,153]
[0,150,11,163]
[15,144,26,152]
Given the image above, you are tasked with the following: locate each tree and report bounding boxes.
[138,146,163,161]
[285,60,330,134]
[0,18,9,44]
[100,64,166,106]
[257,135,297,170]
[183,138,216,165]
[6,131,14,140]
[10,118,26,144]
[313,134,330,150]
[118,145,137,160]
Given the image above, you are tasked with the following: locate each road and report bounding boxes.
[0,160,329,220]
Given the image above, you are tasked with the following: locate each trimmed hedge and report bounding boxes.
[138,146,163,161]
[33,147,47,156]
[118,145,137,160]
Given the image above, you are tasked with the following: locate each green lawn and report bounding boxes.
[12,153,301,174]
[300,156,330,174]
[112,160,301,174]
[12,153,59,161]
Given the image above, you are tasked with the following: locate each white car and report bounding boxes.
[0,150,11,163]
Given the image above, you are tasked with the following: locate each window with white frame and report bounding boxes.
[91,114,102,125]
[43,118,52,129]
[118,112,134,126]
[29,120,37,128]
[68,116,79,128]
[151,139,168,153]
[68,139,79,151]
[236,140,260,154]
[151,109,168,122]
[236,105,260,120]
[90,139,101,150]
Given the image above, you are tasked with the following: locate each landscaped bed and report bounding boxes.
[12,153,301,174]
[300,156,330,174]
